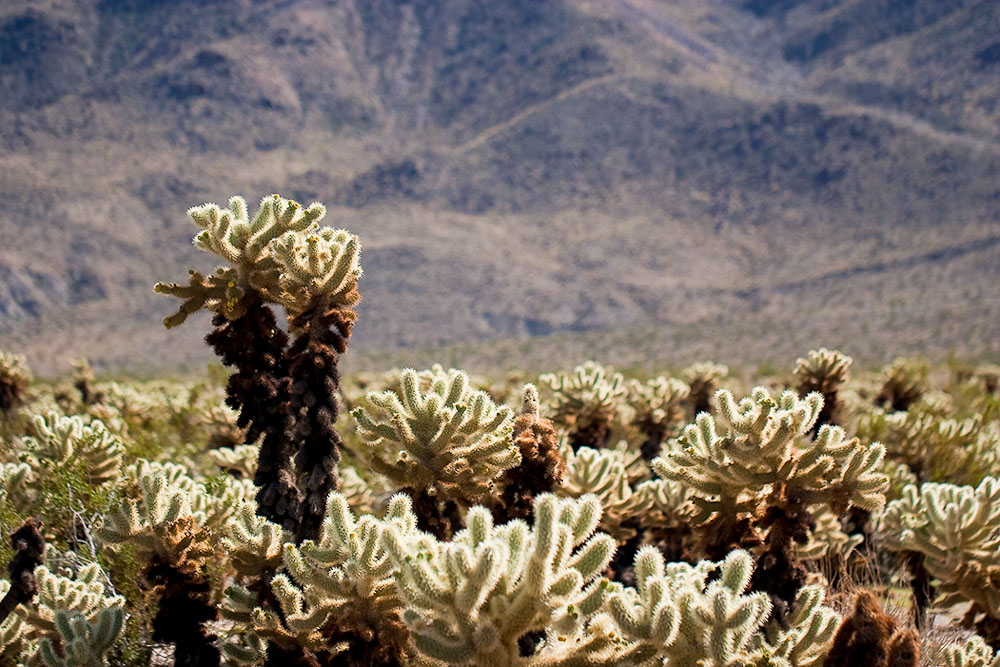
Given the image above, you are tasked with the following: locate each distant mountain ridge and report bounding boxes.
[0,0,997,374]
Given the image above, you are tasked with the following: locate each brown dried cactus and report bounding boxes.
[0,518,45,625]
[494,384,567,523]
[286,304,357,543]
[826,590,918,667]
[205,301,301,532]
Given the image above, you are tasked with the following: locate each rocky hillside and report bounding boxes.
[0,0,997,374]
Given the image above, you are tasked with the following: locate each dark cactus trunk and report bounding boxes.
[287,306,355,543]
[0,518,45,625]
[205,301,302,532]
[148,558,220,667]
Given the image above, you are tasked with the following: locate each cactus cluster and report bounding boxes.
[2,195,999,667]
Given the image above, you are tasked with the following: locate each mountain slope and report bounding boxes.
[0,0,997,374]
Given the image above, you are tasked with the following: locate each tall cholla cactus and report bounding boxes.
[626,375,690,460]
[26,564,125,667]
[270,226,362,543]
[608,548,841,666]
[880,477,1000,643]
[654,387,888,606]
[540,361,626,450]
[98,471,218,666]
[682,361,728,417]
[22,413,123,486]
[157,194,362,541]
[352,367,519,539]
[381,494,618,666]
[222,493,415,666]
[0,351,32,415]
[794,348,852,436]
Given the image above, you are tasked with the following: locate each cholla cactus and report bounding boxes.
[859,409,995,485]
[208,444,258,479]
[682,361,728,417]
[944,635,1000,667]
[70,359,103,407]
[222,493,414,665]
[608,548,840,666]
[0,462,34,513]
[352,367,519,538]
[21,413,122,486]
[202,405,246,450]
[494,384,566,523]
[271,222,362,541]
[155,194,324,326]
[221,504,287,580]
[0,581,27,663]
[626,375,690,460]
[794,507,862,563]
[0,351,32,414]
[382,494,617,666]
[881,477,1000,642]
[654,387,887,605]
[23,564,125,666]
[158,194,364,541]
[876,358,928,412]
[559,446,649,542]
[540,361,626,450]
[36,607,124,667]
[794,348,852,435]
[98,471,219,665]
[267,226,361,324]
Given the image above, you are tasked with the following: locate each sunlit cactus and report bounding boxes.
[682,361,729,417]
[794,348,852,435]
[880,477,1000,643]
[654,387,887,606]
[859,409,994,485]
[540,361,626,450]
[944,635,1000,667]
[155,194,324,327]
[208,443,259,479]
[382,493,617,666]
[22,413,123,486]
[22,563,125,666]
[0,580,26,662]
[98,471,219,666]
[157,193,364,542]
[876,358,929,412]
[626,375,690,460]
[222,493,415,665]
[352,367,519,539]
[608,548,840,666]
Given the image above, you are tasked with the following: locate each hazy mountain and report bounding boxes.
[0,0,997,375]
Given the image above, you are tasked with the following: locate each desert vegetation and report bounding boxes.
[0,195,998,666]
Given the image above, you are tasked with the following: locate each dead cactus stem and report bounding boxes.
[495,411,566,523]
[205,300,301,531]
[287,305,356,543]
[826,590,919,667]
[0,518,45,625]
